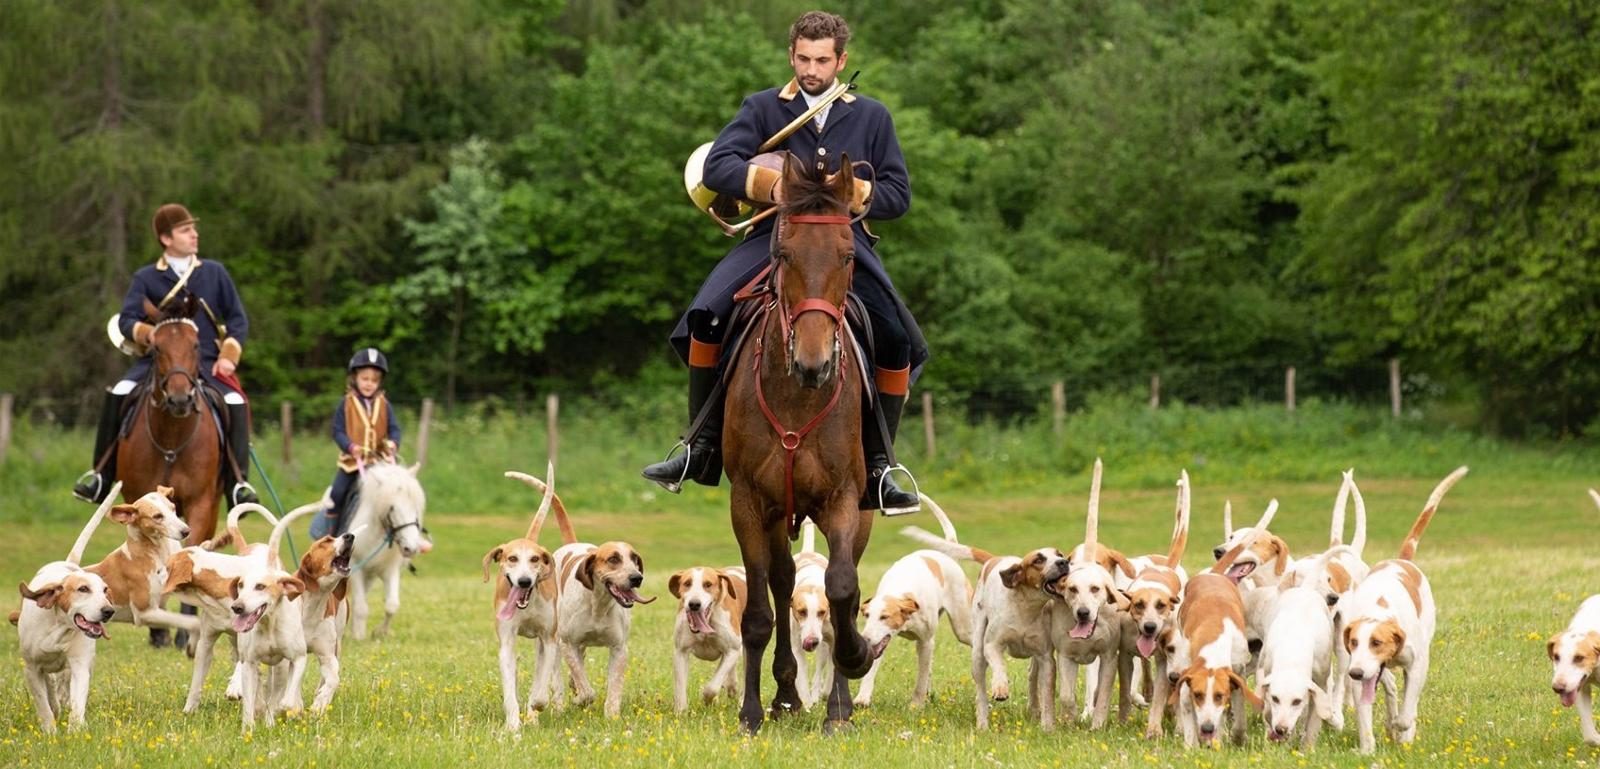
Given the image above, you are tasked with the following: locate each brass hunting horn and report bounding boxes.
[684,72,859,236]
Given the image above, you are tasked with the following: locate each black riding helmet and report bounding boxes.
[347,347,389,375]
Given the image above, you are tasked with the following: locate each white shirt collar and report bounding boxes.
[164,254,195,275]
[801,85,833,130]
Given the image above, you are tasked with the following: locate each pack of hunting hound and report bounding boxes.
[16,459,1600,754]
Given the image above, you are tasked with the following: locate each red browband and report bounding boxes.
[786,214,852,224]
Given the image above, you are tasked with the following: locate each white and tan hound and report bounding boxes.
[1054,459,1129,730]
[668,565,747,712]
[855,494,973,708]
[1341,466,1467,754]
[488,467,564,731]
[789,520,833,709]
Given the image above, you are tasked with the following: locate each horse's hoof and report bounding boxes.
[769,699,801,720]
[739,711,764,736]
[822,719,854,736]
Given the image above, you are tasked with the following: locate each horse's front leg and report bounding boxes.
[823,506,873,682]
[733,486,774,735]
[767,530,802,718]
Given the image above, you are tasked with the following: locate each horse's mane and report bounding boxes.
[779,155,851,216]
[157,293,200,324]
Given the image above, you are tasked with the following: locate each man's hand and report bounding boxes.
[212,358,236,378]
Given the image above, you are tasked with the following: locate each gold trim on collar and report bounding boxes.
[777,78,855,103]
[155,255,203,271]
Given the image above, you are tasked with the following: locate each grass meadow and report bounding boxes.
[3,398,1600,767]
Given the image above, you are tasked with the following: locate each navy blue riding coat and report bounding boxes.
[669,78,929,380]
[118,255,249,393]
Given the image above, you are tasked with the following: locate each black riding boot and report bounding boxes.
[861,392,920,514]
[642,364,724,492]
[72,390,126,504]
[226,402,260,506]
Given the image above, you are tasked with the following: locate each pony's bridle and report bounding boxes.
[752,212,856,539]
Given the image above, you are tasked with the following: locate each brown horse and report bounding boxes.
[724,153,874,734]
[116,296,226,645]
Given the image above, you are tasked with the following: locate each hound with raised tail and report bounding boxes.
[542,475,655,719]
[490,465,564,731]
[789,520,833,710]
[668,565,746,712]
[1130,472,1191,738]
[226,502,323,731]
[1341,465,1468,754]
[1283,469,1372,726]
[77,485,199,635]
[902,523,1071,731]
[1053,459,1129,729]
[1170,499,1278,747]
[12,486,123,732]
[855,493,974,708]
[288,523,355,714]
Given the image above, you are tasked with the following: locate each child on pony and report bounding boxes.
[311,348,402,538]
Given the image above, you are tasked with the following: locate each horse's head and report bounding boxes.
[774,152,857,389]
[149,294,202,416]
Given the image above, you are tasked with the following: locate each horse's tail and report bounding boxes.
[919,493,960,543]
[801,519,817,554]
[66,481,124,565]
[265,501,327,569]
[504,464,558,541]
[900,526,996,564]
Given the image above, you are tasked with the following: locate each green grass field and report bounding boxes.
[3,402,1599,767]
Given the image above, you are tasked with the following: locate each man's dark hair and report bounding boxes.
[789,11,850,56]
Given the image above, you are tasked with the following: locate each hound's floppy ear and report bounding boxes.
[1230,670,1263,710]
[110,504,139,524]
[630,549,644,573]
[228,576,243,600]
[899,596,921,619]
[156,485,175,499]
[668,571,687,599]
[1309,681,1333,720]
[19,581,63,609]
[999,563,1024,590]
[576,553,597,591]
[279,575,306,600]
[1168,592,1181,607]
[1268,536,1289,576]
[719,574,739,603]
[1109,586,1131,611]
[481,546,504,583]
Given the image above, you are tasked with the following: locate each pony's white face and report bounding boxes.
[362,464,431,558]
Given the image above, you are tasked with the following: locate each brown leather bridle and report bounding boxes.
[751,212,856,538]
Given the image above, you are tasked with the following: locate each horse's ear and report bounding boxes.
[781,151,805,197]
[832,152,854,202]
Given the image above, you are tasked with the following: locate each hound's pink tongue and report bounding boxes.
[1562,689,1579,708]
[1070,620,1095,639]
[1361,676,1378,705]
[499,586,532,620]
[686,609,712,634]
[1226,563,1253,581]
[1136,635,1158,658]
[233,606,264,633]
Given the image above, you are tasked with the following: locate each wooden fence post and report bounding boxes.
[415,398,434,468]
[1389,358,1402,418]
[1285,366,1297,412]
[280,401,293,465]
[1149,374,1161,410]
[921,391,936,461]
[0,393,12,465]
[546,393,560,467]
[1051,381,1066,436]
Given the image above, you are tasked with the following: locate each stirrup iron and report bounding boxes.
[649,440,692,495]
[876,463,921,517]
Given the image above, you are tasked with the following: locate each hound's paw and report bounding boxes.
[701,686,721,704]
[1584,732,1600,747]
[991,684,1010,702]
[1144,725,1164,740]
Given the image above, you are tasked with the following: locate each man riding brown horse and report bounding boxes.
[643,11,927,515]
[72,203,258,509]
